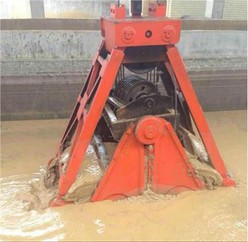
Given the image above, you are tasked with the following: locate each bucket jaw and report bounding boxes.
[91,116,204,202]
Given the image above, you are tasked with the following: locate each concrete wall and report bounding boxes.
[1,30,246,76]
[168,0,207,18]
[167,0,247,19]
[180,31,246,59]
[223,0,248,20]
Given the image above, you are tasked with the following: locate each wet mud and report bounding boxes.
[0,110,247,241]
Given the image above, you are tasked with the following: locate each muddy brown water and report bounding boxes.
[0,111,247,241]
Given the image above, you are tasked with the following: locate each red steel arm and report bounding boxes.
[57,48,125,197]
[166,45,235,186]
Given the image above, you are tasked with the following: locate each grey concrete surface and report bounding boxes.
[1,31,101,62]
[212,0,225,19]
[1,19,246,31]
[1,30,246,62]
[223,0,247,20]
[1,58,246,81]
[30,0,45,18]
[180,31,246,59]
[1,30,246,76]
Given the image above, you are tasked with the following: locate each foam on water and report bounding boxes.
[0,174,65,241]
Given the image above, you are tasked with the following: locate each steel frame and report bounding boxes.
[49,3,234,206]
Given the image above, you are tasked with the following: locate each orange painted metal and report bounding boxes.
[92,116,203,201]
[166,46,235,187]
[152,118,203,193]
[110,4,126,19]
[101,17,180,53]
[58,41,105,151]
[148,2,166,17]
[57,48,125,197]
[91,123,145,201]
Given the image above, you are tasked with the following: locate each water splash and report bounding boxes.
[0,174,65,241]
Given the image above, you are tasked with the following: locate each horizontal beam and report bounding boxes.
[1,18,246,31]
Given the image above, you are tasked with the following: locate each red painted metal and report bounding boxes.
[148,2,166,17]
[57,48,124,197]
[152,118,203,193]
[101,17,180,52]
[91,123,145,201]
[166,46,235,186]
[92,116,203,201]
[110,4,126,19]
[58,41,105,151]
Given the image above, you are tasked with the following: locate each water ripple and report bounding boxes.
[0,174,65,241]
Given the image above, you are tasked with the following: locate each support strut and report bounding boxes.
[166,46,235,186]
[50,47,125,206]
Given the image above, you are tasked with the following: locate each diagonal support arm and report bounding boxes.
[56,48,125,198]
[166,46,235,186]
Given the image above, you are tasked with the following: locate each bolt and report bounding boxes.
[144,125,156,139]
